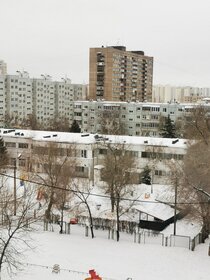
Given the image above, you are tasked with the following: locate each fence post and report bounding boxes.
[165,236,168,247]
[191,238,195,251]
[108,228,111,239]
[67,223,71,234]
[138,233,141,244]
[208,243,210,256]
[111,229,115,240]
[85,226,89,237]
[134,231,136,243]
[44,221,48,231]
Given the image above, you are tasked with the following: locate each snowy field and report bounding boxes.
[3,224,210,280]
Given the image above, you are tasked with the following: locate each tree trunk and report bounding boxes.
[45,191,54,222]
[116,198,120,242]
[86,203,94,238]
[0,233,14,278]
[60,207,64,234]
[110,185,115,212]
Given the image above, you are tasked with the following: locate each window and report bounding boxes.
[18,143,28,149]
[81,150,87,158]
[19,159,26,167]
[142,107,151,111]
[155,170,166,176]
[99,149,107,155]
[75,166,85,173]
[5,142,16,148]
[125,151,138,157]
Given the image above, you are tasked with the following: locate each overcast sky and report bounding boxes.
[0,0,210,86]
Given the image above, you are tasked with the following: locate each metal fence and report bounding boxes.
[191,232,203,251]
[135,230,164,246]
[41,216,203,251]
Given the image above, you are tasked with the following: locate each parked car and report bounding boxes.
[69,218,78,224]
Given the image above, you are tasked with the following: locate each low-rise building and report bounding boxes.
[1,128,187,185]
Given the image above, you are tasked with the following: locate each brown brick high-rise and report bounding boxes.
[89,46,153,102]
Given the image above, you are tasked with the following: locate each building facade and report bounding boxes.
[1,129,187,185]
[73,100,210,137]
[0,72,88,128]
[89,46,153,102]
[5,73,33,127]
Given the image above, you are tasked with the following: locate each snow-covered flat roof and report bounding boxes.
[0,128,188,148]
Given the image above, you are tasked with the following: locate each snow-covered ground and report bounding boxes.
[1,173,207,279]
[3,224,210,280]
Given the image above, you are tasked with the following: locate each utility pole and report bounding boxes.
[174,177,178,235]
[14,159,17,216]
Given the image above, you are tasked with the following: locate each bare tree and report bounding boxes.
[178,106,210,238]
[182,140,210,239]
[46,115,70,132]
[32,142,76,223]
[0,137,8,170]
[143,145,165,192]
[69,179,95,238]
[99,110,125,135]
[0,182,43,279]
[100,142,137,241]
[183,105,210,144]
[4,113,16,128]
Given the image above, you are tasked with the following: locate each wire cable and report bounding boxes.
[0,172,209,205]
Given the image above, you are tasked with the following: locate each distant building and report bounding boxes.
[89,46,153,102]
[0,60,7,75]
[153,85,210,103]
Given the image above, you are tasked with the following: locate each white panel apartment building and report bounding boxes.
[0,73,87,127]
[32,77,56,125]
[0,76,6,125]
[55,80,74,123]
[73,100,202,137]
[5,73,33,125]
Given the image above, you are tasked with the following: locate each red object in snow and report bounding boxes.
[88,269,102,280]
[69,218,78,224]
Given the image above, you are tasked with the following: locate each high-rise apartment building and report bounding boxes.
[89,46,153,102]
